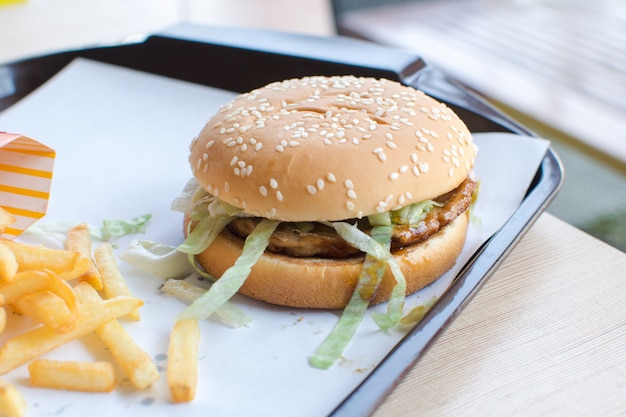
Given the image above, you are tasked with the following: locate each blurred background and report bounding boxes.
[1,0,624,251]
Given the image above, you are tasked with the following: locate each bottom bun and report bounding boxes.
[194,212,469,309]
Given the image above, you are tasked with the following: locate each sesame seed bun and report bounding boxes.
[190,75,477,222]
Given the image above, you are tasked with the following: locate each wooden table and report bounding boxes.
[1,1,624,415]
[374,213,626,416]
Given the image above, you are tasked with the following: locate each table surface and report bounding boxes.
[1,1,624,416]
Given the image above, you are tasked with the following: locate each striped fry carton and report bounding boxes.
[0,132,55,238]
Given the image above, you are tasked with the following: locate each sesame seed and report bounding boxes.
[327,173,337,183]
[347,190,357,199]
[259,186,268,196]
[276,191,284,201]
[378,153,387,162]
[270,179,278,189]
[346,201,355,211]
[230,156,238,166]
[206,140,215,149]
[389,172,399,180]
[412,166,420,176]
[344,179,354,190]
[307,185,317,194]
[316,179,325,190]
[399,165,408,173]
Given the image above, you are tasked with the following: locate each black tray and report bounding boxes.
[0,24,563,417]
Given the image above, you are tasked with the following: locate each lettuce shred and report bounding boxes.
[310,225,392,369]
[176,219,279,321]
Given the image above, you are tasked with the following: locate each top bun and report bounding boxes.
[189,76,477,221]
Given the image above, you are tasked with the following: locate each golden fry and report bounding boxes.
[167,319,200,403]
[73,283,159,389]
[0,243,18,282]
[0,295,143,375]
[1,239,80,274]
[11,291,74,332]
[0,307,5,334]
[0,270,77,315]
[66,223,102,290]
[95,243,140,321]
[55,256,92,282]
[28,359,116,393]
[0,379,27,417]
[0,207,16,233]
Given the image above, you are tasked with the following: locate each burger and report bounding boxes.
[176,75,478,321]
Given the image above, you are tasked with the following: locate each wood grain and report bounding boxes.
[375,213,626,416]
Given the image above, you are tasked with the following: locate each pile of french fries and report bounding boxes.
[0,207,200,416]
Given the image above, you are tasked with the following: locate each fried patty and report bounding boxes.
[227,175,477,259]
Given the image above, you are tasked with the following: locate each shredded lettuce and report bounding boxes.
[119,240,250,328]
[398,296,438,329]
[23,214,152,244]
[176,219,280,321]
[120,240,194,279]
[171,178,201,214]
[161,279,252,328]
[96,214,152,241]
[176,214,233,255]
[310,225,392,369]
[325,221,406,330]
[390,200,441,225]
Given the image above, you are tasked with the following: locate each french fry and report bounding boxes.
[0,379,27,417]
[95,243,140,321]
[0,270,77,316]
[66,223,103,290]
[55,256,92,282]
[0,207,16,233]
[0,243,18,282]
[28,359,116,393]
[11,291,74,332]
[1,239,80,274]
[73,283,160,389]
[0,295,143,375]
[0,307,5,334]
[167,319,200,403]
